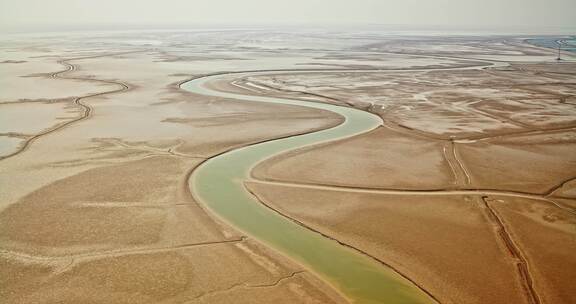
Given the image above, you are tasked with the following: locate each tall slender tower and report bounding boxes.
[557,40,563,61]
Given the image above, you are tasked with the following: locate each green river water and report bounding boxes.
[182,73,434,304]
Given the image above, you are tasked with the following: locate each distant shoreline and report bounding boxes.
[526,36,576,54]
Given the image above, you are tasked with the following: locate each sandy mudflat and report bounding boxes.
[487,196,576,303]
[0,53,115,102]
[0,101,81,134]
[247,182,531,304]
[253,126,455,190]
[1,30,575,303]
[246,64,576,139]
[245,38,575,304]
[0,153,346,303]
[0,32,352,303]
[457,131,576,193]
[0,136,23,156]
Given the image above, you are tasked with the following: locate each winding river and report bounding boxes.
[182,72,435,304]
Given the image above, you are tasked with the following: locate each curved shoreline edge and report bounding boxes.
[182,72,438,304]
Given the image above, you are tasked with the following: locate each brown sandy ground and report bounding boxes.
[483,195,576,304]
[0,156,345,303]
[246,183,532,304]
[0,43,350,302]
[252,126,576,195]
[551,181,576,199]
[247,181,576,304]
[253,126,455,190]
[457,131,576,194]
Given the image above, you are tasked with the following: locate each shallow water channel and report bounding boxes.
[183,72,434,304]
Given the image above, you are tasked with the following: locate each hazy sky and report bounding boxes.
[1,0,575,31]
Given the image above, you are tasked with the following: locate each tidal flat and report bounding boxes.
[1,29,574,304]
